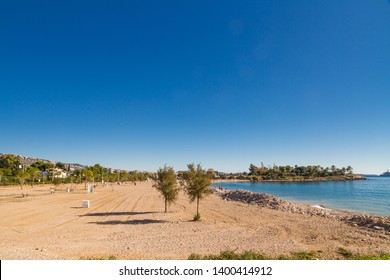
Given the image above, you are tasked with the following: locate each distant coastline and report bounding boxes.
[363,171,390,177]
[213,175,366,183]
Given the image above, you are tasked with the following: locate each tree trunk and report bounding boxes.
[165,199,168,213]
[196,196,199,215]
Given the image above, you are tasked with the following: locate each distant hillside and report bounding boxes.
[0,153,87,170]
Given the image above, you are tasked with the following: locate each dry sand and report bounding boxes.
[0,182,389,260]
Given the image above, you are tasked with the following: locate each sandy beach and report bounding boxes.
[0,182,389,260]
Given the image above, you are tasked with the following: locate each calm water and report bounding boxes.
[213,177,390,216]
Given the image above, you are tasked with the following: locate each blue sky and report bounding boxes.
[1,0,390,174]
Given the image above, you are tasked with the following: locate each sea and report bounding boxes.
[213,176,390,217]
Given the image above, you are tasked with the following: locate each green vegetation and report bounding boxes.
[277,252,318,260]
[351,254,390,260]
[189,250,267,260]
[247,163,356,181]
[336,247,390,260]
[193,212,201,221]
[153,165,180,213]
[81,169,94,188]
[1,153,361,186]
[188,249,390,260]
[180,163,212,221]
[27,167,40,186]
[15,169,30,189]
[0,154,154,186]
[31,161,54,172]
[0,154,21,173]
[337,247,353,258]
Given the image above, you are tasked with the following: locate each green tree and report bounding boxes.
[0,168,12,185]
[82,169,94,188]
[15,170,30,189]
[0,168,4,184]
[129,171,138,185]
[73,169,82,184]
[55,162,65,169]
[206,168,216,179]
[0,154,21,174]
[31,161,53,172]
[106,172,116,183]
[117,170,127,183]
[331,165,337,176]
[153,165,180,213]
[53,177,62,188]
[182,163,212,221]
[27,167,40,187]
[249,164,258,175]
[90,164,107,184]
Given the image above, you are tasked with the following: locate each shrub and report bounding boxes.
[193,213,201,221]
[337,247,353,258]
[188,250,267,260]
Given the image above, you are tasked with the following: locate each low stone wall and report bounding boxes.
[212,187,390,234]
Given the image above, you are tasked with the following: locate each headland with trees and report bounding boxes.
[243,163,365,182]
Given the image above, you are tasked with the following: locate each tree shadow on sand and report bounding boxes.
[80,211,156,217]
[89,219,166,225]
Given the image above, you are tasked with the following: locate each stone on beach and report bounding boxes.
[212,187,390,233]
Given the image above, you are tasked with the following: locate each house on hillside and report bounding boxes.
[40,169,68,180]
[52,168,68,178]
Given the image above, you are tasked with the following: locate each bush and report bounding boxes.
[189,249,390,260]
[188,250,267,260]
[337,247,353,258]
[354,254,390,260]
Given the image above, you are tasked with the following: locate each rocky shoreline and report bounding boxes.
[212,187,390,234]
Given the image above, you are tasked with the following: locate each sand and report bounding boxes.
[0,182,389,260]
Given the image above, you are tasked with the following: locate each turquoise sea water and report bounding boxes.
[213,177,390,216]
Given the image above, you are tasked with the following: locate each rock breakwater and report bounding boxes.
[212,187,390,234]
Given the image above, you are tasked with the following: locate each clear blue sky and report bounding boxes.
[1,0,390,174]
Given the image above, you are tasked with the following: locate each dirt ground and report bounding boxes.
[0,182,389,260]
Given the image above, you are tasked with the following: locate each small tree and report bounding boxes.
[153,165,180,213]
[55,162,65,169]
[182,163,212,221]
[82,169,94,189]
[207,168,216,179]
[0,169,3,184]
[15,170,30,189]
[27,167,40,187]
[53,177,62,189]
